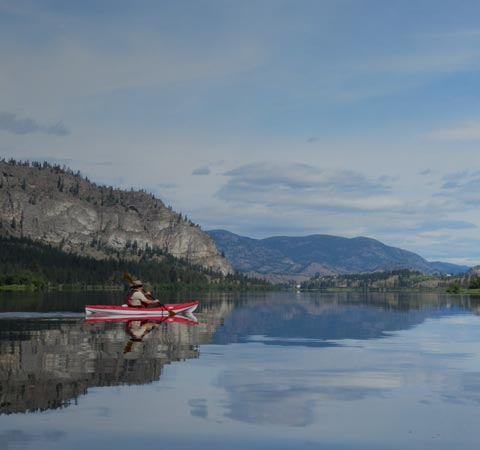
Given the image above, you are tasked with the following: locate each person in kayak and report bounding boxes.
[126,280,162,308]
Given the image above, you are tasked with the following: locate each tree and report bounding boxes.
[469,277,480,289]
[447,281,461,293]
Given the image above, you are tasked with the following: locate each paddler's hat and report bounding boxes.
[131,280,143,287]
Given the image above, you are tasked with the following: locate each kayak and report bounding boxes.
[85,312,198,325]
[85,301,199,316]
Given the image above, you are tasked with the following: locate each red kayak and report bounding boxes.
[85,301,199,316]
[85,313,198,325]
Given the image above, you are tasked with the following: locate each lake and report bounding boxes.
[1,291,480,450]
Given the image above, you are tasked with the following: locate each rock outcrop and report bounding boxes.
[0,160,232,275]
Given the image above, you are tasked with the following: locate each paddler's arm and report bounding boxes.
[142,298,160,305]
[143,291,160,304]
[140,291,160,305]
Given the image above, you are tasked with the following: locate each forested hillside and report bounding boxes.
[0,236,269,290]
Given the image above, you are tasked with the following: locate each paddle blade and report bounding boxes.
[123,272,134,284]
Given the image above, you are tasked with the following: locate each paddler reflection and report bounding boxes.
[127,319,159,341]
[123,319,159,354]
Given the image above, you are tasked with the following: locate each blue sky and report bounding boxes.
[1,0,480,265]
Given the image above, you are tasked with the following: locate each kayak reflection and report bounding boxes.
[85,313,199,353]
[85,312,199,352]
[84,312,199,326]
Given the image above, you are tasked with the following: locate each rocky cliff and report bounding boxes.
[0,160,232,275]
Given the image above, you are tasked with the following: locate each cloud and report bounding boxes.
[0,112,69,136]
[362,48,479,76]
[0,14,267,113]
[436,171,480,206]
[223,162,391,193]
[416,220,477,232]
[218,162,397,212]
[192,166,210,176]
[357,27,480,78]
[328,26,480,103]
[419,169,432,176]
[306,137,319,143]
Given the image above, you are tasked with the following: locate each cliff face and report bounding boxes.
[0,161,232,275]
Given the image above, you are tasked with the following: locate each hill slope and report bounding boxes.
[0,160,232,275]
[0,235,211,288]
[208,229,469,279]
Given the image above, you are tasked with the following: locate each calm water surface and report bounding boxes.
[1,291,480,450]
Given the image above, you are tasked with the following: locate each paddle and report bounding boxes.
[123,271,173,315]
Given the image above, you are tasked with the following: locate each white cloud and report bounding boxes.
[218,162,402,213]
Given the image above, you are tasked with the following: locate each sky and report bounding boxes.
[1,0,480,265]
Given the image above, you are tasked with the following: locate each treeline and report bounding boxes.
[301,269,450,291]
[446,276,480,293]
[0,236,272,291]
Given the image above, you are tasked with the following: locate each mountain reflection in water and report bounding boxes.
[1,291,479,421]
[212,292,473,345]
[0,307,226,415]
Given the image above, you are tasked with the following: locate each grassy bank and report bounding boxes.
[0,284,32,291]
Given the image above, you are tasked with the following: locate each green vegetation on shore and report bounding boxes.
[0,236,274,291]
[1,235,476,294]
[301,269,480,294]
[446,276,480,294]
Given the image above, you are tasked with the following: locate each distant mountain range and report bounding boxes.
[208,230,470,281]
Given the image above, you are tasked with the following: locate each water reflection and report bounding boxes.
[0,310,219,415]
[0,430,65,448]
[2,291,480,450]
[216,359,398,427]
[205,294,480,430]
[211,292,470,346]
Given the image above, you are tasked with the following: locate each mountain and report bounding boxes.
[0,160,232,275]
[429,261,470,275]
[208,229,468,280]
